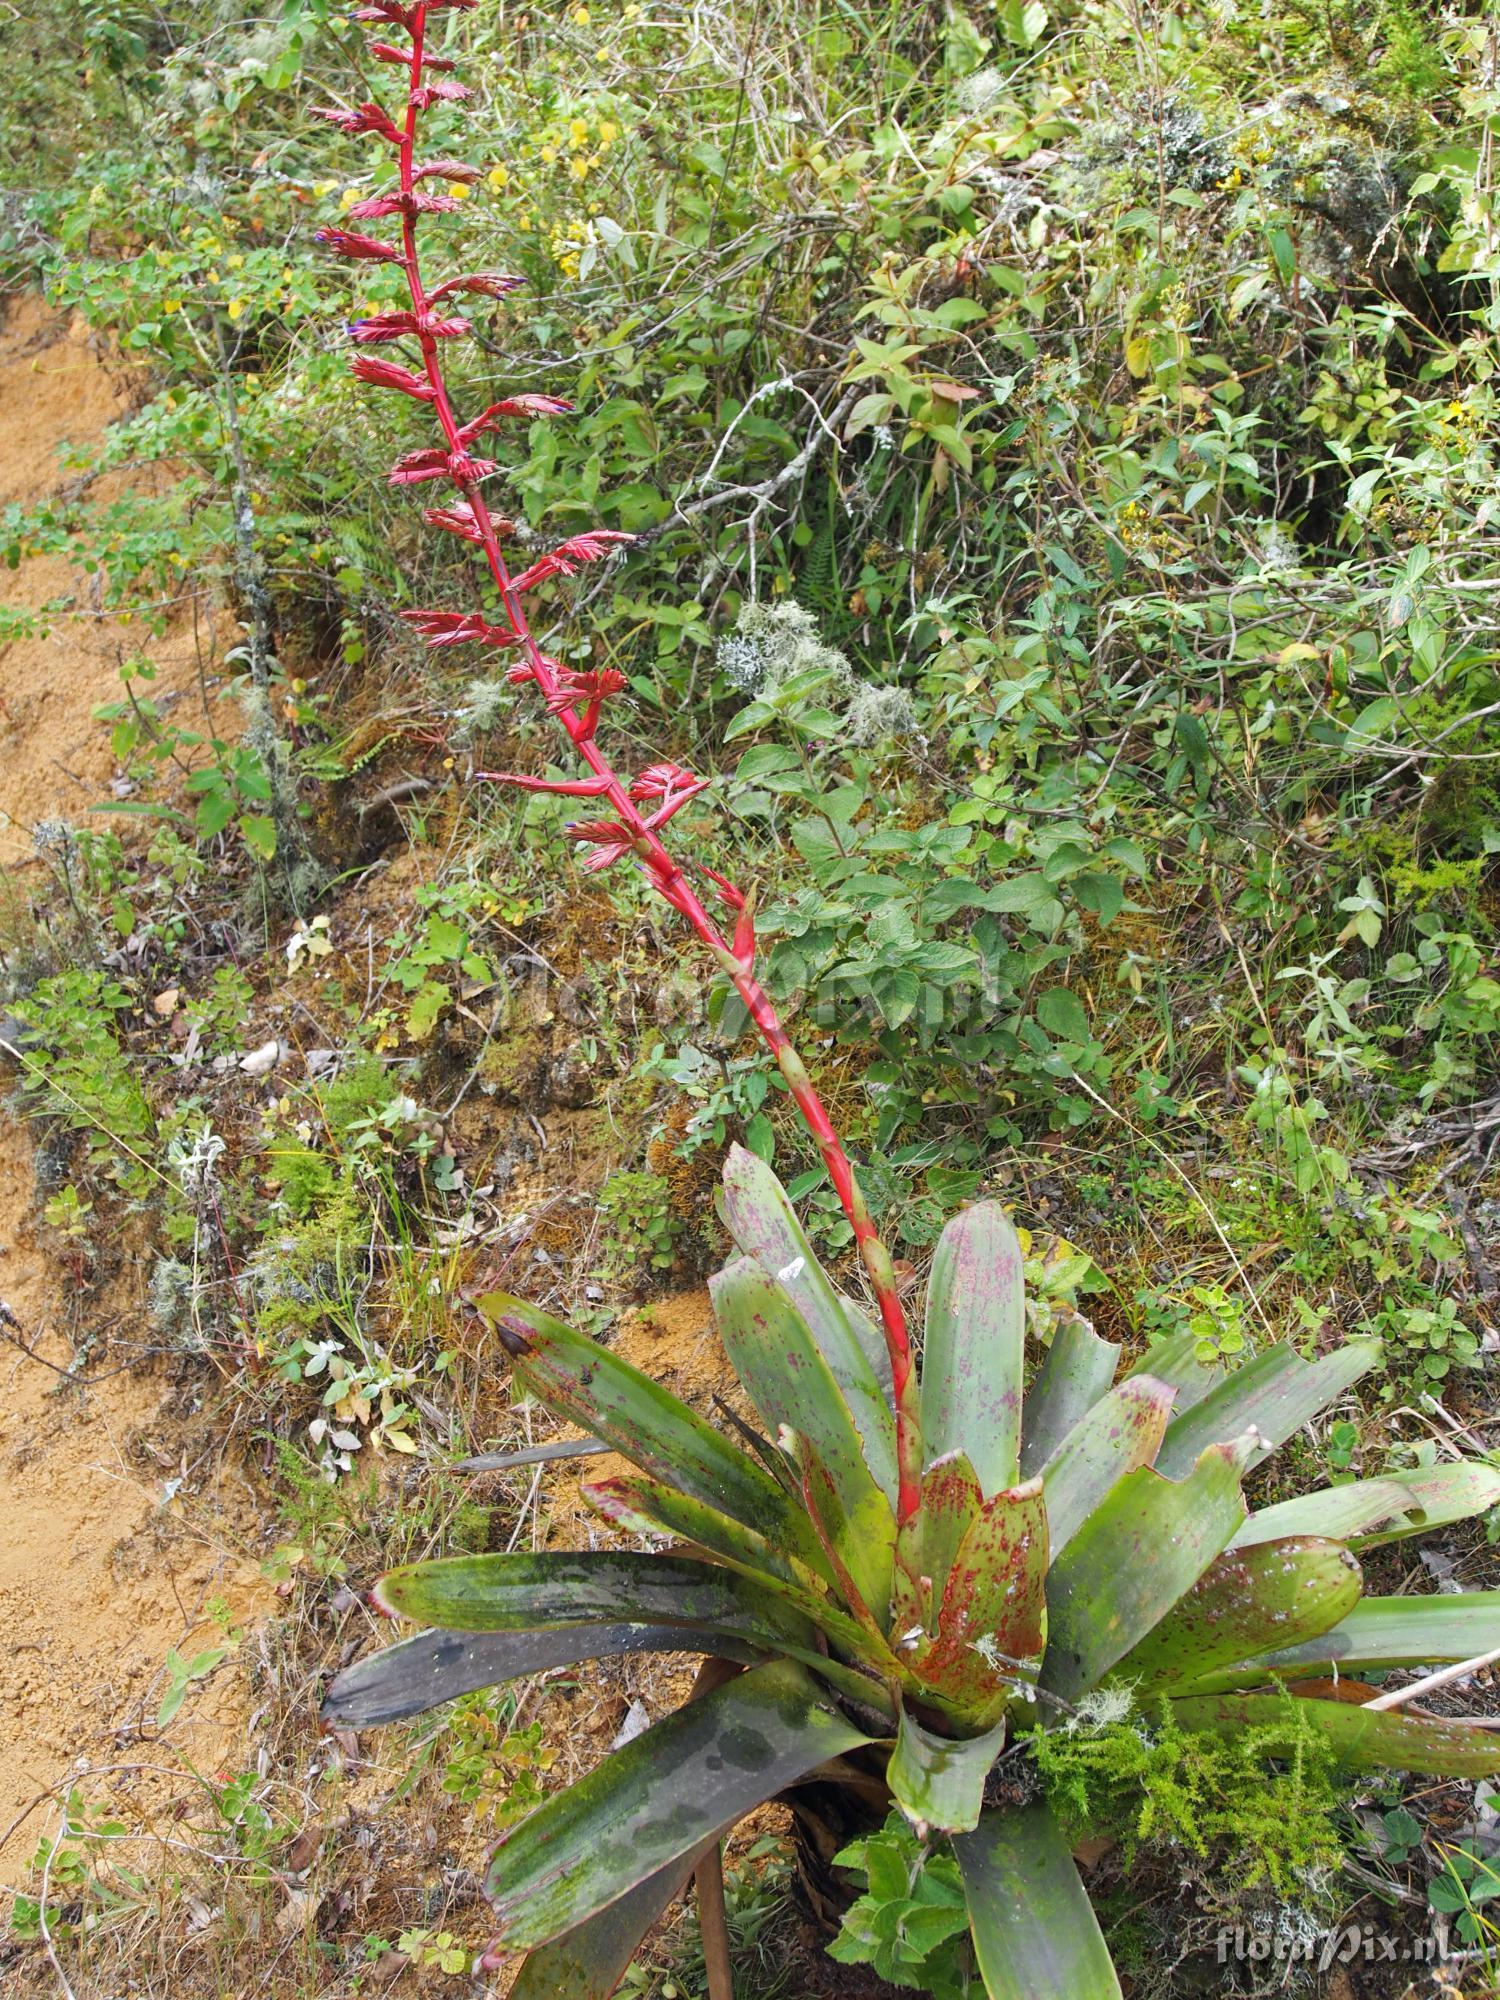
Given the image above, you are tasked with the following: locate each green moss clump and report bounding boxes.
[1029,1696,1350,1901]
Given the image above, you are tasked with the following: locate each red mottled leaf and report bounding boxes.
[910,1479,1049,1724]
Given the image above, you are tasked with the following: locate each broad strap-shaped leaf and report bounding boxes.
[1154,1340,1379,1480]
[1040,1375,1175,1560]
[889,1708,1006,1836]
[919,1202,1024,1499]
[1122,1328,1222,1417]
[323,1621,761,1729]
[1195,1590,1500,1687]
[896,1451,984,1629]
[582,1468,812,1588]
[711,1258,898,1598]
[1232,1461,1500,1551]
[581,1466,898,1709]
[1018,1315,1120,1478]
[1105,1536,1362,1694]
[1040,1441,1249,1703]
[787,1434,903,1663]
[477,1290,828,1575]
[721,1143,895,1403]
[375,1550,815,1648]
[911,1480,1049,1726]
[1169,1691,1500,1778]
[507,1841,715,2000]
[954,1802,1123,2000]
[486,1659,876,1947]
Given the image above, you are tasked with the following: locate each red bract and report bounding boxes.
[347,190,465,219]
[410,80,471,108]
[428,273,527,305]
[412,159,483,183]
[388,446,498,486]
[347,310,470,343]
[314,0,923,1520]
[630,762,708,804]
[400,609,519,648]
[351,355,437,400]
[315,227,403,262]
[511,529,635,591]
[543,667,627,718]
[310,101,402,142]
[422,500,500,543]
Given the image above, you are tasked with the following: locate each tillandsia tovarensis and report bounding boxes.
[313,0,923,1525]
[315,14,1500,2000]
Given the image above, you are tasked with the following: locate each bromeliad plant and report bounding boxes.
[314,9,1500,1996]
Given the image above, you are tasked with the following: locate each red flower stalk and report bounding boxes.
[315,1,923,1523]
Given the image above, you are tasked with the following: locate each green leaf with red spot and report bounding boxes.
[919,1202,1024,1499]
[324,1621,762,1729]
[897,1451,984,1630]
[1040,1441,1249,1702]
[712,1256,897,1610]
[581,1468,816,1588]
[911,1479,1049,1724]
[1232,1461,1500,1552]
[477,1289,827,1575]
[1193,1591,1500,1689]
[1121,1328,1222,1418]
[1040,1374,1176,1560]
[1154,1341,1379,1479]
[508,1842,717,2000]
[720,1143,896,1408]
[889,1707,1007,1835]
[1019,1315,1120,1478]
[1105,1536,1363,1693]
[373,1548,808,1648]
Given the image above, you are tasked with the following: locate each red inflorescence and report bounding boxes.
[314,0,921,1491]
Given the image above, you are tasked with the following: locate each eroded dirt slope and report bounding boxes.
[0,298,265,1879]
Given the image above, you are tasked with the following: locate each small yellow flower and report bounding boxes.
[540,143,557,164]
[488,163,511,189]
[226,253,244,270]
[569,118,589,147]
[599,120,619,145]
[447,181,471,200]
[570,156,589,181]
[227,298,245,321]
[162,298,181,314]
[571,3,590,20]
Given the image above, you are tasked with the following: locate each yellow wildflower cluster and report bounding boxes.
[1116,498,1184,561]
[549,221,591,280]
[522,110,622,194]
[1438,396,1482,447]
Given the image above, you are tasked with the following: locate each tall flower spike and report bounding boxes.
[318,0,924,1524]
